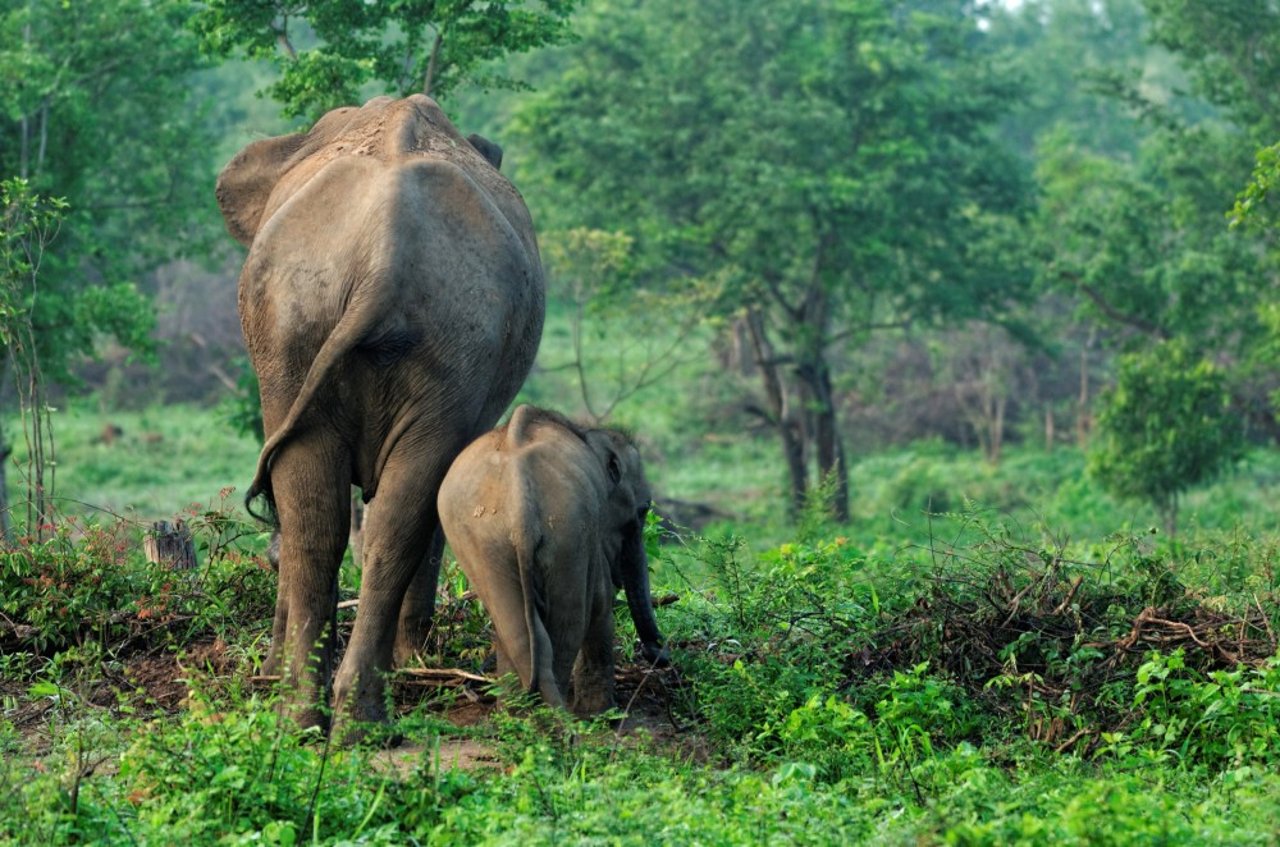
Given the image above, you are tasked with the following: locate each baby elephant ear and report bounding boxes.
[586,430,623,487]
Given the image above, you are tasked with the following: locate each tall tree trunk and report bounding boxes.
[799,354,850,522]
[794,249,848,522]
[745,307,806,519]
[1077,329,1095,448]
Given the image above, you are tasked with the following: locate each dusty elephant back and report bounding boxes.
[217,95,536,259]
[222,94,545,503]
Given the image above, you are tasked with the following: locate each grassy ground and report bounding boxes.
[2,402,1280,844]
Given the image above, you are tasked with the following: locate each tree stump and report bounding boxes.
[144,520,197,570]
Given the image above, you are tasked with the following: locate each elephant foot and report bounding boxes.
[393,616,436,668]
[276,699,329,736]
[570,681,615,717]
[331,714,403,749]
[331,664,395,747]
[330,691,403,748]
[640,640,671,667]
[392,633,428,669]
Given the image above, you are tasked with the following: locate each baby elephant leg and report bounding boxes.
[571,584,616,715]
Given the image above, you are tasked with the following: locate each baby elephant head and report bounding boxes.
[585,428,668,665]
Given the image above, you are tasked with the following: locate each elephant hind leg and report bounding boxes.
[477,556,565,708]
[392,527,446,667]
[331,447,452,736]
[570,579,616,716]
[265,435,352,730]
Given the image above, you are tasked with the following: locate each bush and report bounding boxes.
[0,498,274,657]
[1089,341,1245,535]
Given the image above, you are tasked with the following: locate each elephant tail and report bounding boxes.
[245,287,385,522]
[512,469,562,706]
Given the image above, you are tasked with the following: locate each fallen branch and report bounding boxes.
[397,667,490,684]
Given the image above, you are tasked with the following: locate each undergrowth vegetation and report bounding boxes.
[3,410,1280,844]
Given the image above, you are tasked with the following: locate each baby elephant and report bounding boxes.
[439,405,666,714]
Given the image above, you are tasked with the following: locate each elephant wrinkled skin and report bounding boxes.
[217,95,545,732]
[438,405,666,714]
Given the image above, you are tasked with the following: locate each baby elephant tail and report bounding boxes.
[515,534,564,708]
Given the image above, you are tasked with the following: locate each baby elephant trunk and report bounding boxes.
[620,523,670,666]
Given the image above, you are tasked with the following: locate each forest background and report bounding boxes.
[3,0,1280,844]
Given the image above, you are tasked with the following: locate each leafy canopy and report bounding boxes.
[193,0,581,118]
[517,0,1032,330]
[0,0,222,381]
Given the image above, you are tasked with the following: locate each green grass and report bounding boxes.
[5,403,260,523]
[3,392,1280,844]
[3,513,1279,844]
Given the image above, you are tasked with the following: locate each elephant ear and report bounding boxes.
[215,105,362,246]
[467,133,504,170]
[585,430,624,489]
[215,132,309,246]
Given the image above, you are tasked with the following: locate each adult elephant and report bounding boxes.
[216,95,545,732]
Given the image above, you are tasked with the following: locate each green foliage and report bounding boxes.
[1231,141,1280,231]
[1034,128,1266,352]
[220,357,264,443]
[0,499,274,655]
[192,0,581,118]
[538,227,719,422]
[5,403,264,520]
[1089,341,1245,533]
[1123,649,1280,768]
[987,0,1172,159]
[1143,0,1280,142]
[1,0,217,386]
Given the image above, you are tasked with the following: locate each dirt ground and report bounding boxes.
[3,637,702,773]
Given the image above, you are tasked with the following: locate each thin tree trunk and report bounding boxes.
[423,31,443,96]
[803,356,850,522]
[794,242,848,522]
[1077,329,1095,448]
[991,395,1005,464]
[19,21,30,179]
[745,307,806,519]
[36,97,48,176]
[0,435,11,544]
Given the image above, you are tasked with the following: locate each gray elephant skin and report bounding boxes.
[438,405,666,714]
[216,94,545,731]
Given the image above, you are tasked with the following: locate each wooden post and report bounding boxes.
[144,520,197,570]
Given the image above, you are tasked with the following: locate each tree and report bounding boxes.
[192,0,581,118]
[1026,1,1280,444]
[537,228,716,425]
[514,0,1032,520]
[0,0,230,386]
[1231,142,1280,232]
[1142,0,1280,144]
[987,0,1175,161]
[1088,340,1244,535]
[0,178,65,539]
